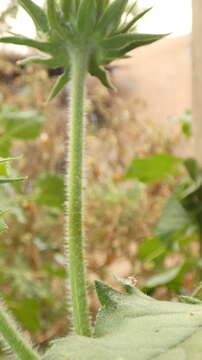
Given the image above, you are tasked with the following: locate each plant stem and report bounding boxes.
[65,48,91,337]
[0,301,40,360]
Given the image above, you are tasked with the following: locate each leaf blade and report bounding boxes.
[47,67,70,102]
[96,0,128,36]
[77,0,97,35]
[42,281,202,360]
[18,0,49,32]
[0,36,53,54]
[125,153,182,183]
[101,32,167,51]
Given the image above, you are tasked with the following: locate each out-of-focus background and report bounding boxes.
[0,0,197,356]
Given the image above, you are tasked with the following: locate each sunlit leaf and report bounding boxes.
[0,108,44,141]
[35,173,65,209]
[138,237,165,262]
[125,153,182,183]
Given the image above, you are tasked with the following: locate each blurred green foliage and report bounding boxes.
[35,173,65,209]
[126,143,202,295]
[0,104,44,156]
[171,110,192,138]
[125,153,182,183]
[0,104,67,353]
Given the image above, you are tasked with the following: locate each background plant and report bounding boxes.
[0,103,68,356]
[125,115,202,296]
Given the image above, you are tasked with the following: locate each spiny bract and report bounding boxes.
[0,0,166,100]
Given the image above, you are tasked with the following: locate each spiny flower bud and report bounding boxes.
[0,0,167,101]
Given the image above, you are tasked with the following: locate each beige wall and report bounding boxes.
[110,35,192,157]
[192,0,202,165]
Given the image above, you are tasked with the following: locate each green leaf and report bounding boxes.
[182,121,192,138]
[0,177,26,184]
[95,280,121,307]
[89,57,114,90]
[47,68,70,102]
[96,0,128,36]
[121,34,168,54]
[0,217,8,232]
[0,185,25,223]
[0,108,44,141]
[11,297,41,332]
[184,158,201,181]
[173,111,192,138]
[17,56,65,67]
[60,0,75,21]
[125,153,182,183]
[119,7,152,33]
[96,0,110,18]
[179,296,202,305]
[0,107,44,156]
[144,265,183,288]
[77,0,97,35]
[156,195,193,240]
[42,280,202,360]
[178,178,202,200]
[98,47,131,65]
[0,158,26,184]
[0,161,8,177]
[0,36,53,54]
[47,0,65,38]
[18,0,49,33]
[0,158,18,163]
[35,173,65,209]
[138,237,165,262]
[101,32,167,51]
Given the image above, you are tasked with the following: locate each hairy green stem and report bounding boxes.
[65,48,91,337]
[0,301,40,360]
